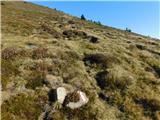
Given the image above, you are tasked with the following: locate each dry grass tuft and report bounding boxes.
[95,65,135,90]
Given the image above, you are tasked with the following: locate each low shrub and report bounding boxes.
[25,71,45,89]
[2,47,30,59]
[83,53,120,68]
[152,65,160,78]
[32,47,48,59]
[41,24,61,38]
[83,53,108,68]
[2,47,19,60]
[63,30,87,39]
[95,71,109,89]
[134,98,160,119]
[89,36,99,43]
[136,44,146,50]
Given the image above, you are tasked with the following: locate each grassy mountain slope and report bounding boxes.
[1,1,160,120]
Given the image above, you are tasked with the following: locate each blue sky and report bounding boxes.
[29,1,160,39]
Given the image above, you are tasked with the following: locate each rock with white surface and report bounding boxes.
[49,86,89,109]
[64,90,89,109]
[57,87,67,104]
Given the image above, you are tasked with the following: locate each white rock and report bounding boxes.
[57,87,67,104]
[78,91,89,104]
[66,91,89,109]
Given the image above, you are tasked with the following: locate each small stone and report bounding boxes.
[57,87,67,104]
[78,91,89,104]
